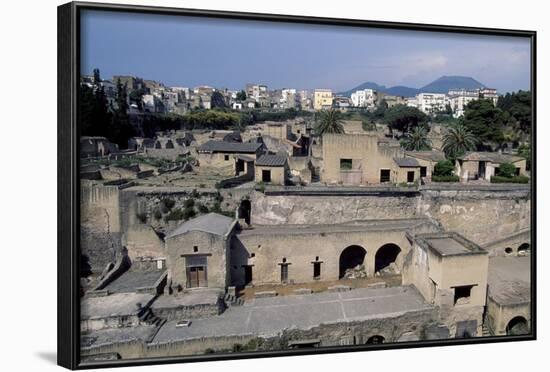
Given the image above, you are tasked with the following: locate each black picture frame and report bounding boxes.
[58,1,537,369]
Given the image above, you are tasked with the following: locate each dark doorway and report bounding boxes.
[407,171,415,183]
[366,335,385,344]
[374,244,401,274]
[478,161,486,179]
[236,159,245,175]
[165,140,174,149]
[420,166,427,178]
[339,245,367,279]
[243,265,253,286]
[262,169,271,182]
[313,262,321,280]
[506,316,529,335]
[380,169,390,183]
[80,254,92,277]
[238,199,251,225]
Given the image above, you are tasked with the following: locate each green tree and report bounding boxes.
[442,124,478,158]
[211,91,227,108]
[79,69,111,138]
[401,126,432,151]
[433,160,455,177]
[518,143,531,171]
[129,88,146,110]
[384,104,428,136]
[110,79,135,148]
[236,90,247,101]
[496,162,517,178]
[460,99,505,146]
[314,109,345,135]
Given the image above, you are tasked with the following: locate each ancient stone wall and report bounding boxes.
[80,182,123,271]
[251,186,531,246]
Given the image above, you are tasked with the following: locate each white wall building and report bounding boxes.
[447,88,499,118]
[350,89,376,108]
[415,93,447,114]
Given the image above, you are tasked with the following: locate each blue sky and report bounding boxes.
[81,10,531,93]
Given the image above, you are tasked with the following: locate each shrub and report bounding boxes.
[136,212,147,223]
[432,175,460,182]
[161,198,175,212]
[164,208,184,222]
[184,198,195,208]
[491,175,529,184]
[197,203,209,214]
[433,160,455,177]
[182,207,196,220]
[153,208,162,220]
[496,162,517,178]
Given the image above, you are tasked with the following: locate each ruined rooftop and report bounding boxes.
[413,232,487,257]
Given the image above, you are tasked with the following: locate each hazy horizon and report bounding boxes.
[81,10,531,94]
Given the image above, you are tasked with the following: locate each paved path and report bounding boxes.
[152,285,431,343]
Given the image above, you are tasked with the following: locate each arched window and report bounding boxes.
[375,243,402,274]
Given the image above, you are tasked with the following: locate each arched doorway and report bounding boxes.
[339,245,367,279]
[165,140,175,149]
[517,243,530,256]
[375,243,402,274]
[366,335,385,344]
[238,199,251,225]
[506,316,529,335]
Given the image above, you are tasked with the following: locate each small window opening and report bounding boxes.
[454,285,474,305]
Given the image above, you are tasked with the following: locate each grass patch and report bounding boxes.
[490,175,529,184]
[432,175,460,182]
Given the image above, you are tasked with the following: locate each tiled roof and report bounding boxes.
[393,157,420,167]
[166,213,236,239]
[197,140,262,154]
[256,154,287,167]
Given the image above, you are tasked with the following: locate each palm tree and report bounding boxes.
[401,126,432,151]
[314,109,345,136]
[442,124,478,158]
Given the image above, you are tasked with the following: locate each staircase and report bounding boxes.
[224,293,244,306]
[139,309,166,327]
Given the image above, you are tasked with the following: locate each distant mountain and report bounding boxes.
[338,75,486,98]
[419,76,485,94]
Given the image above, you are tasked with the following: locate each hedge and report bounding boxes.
[432,175,460,182]
[490,176,529,184]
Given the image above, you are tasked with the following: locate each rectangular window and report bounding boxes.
[453,285,474,305]
[224,154,229,161]
[407,171,415,183]
[281,264,289,283]
[313,262,321,280]
[380,169,391,183]
[340,158,353,170]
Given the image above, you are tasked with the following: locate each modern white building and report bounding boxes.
[350,89,376,108]
[415,93,447,114]
[447,88,499,118]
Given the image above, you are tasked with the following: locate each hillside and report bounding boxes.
[338,75,486,97]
